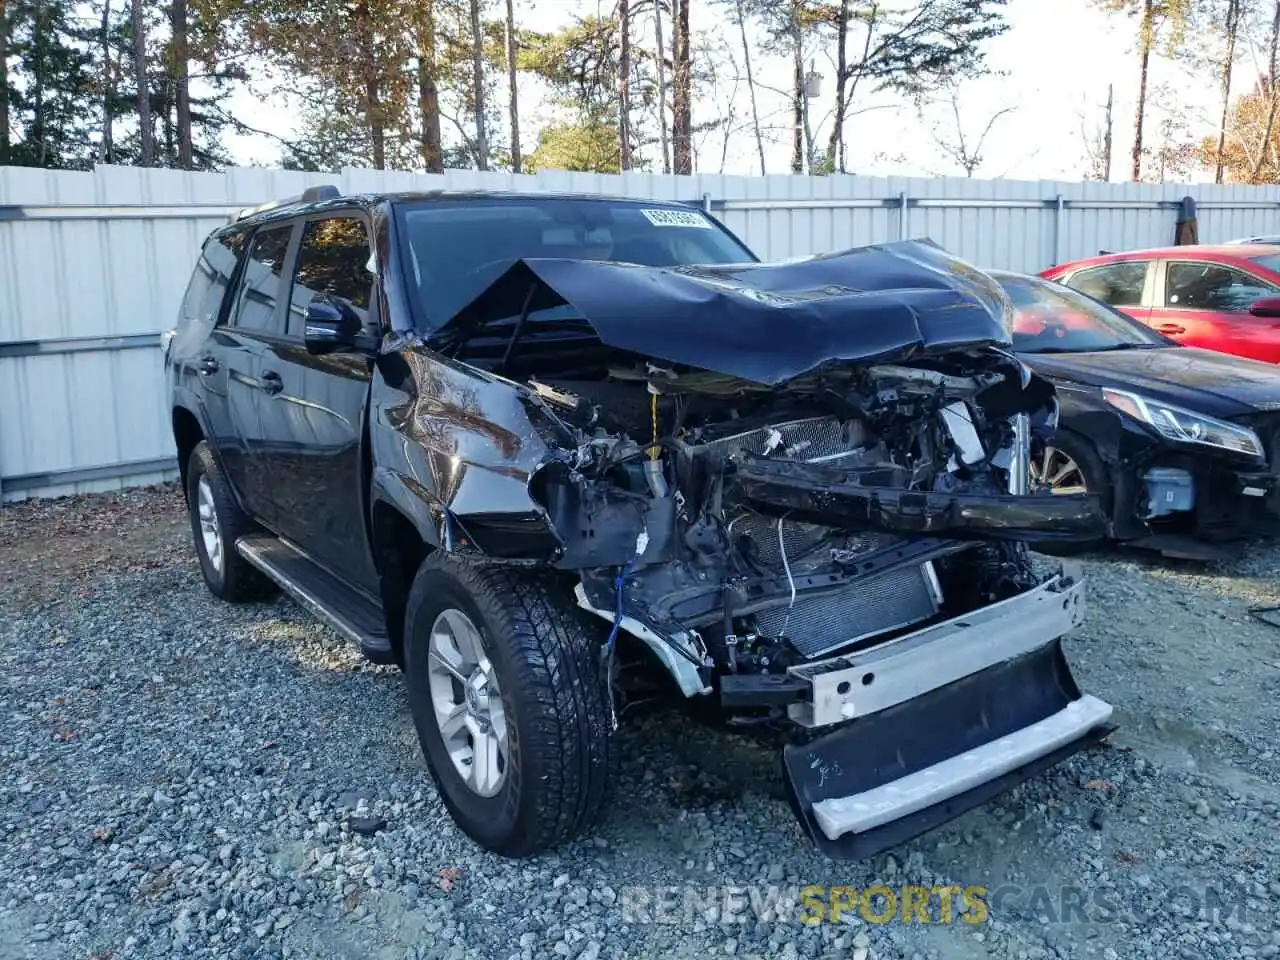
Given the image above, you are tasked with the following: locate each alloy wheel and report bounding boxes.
[1030,446,1088,496]
[426,608,508,798]
[196,475,224,573]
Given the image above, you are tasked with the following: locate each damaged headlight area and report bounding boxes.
[1103,387,1265,458]
[522,350,1104,698]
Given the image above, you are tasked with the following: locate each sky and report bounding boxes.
[222,0,1250,183]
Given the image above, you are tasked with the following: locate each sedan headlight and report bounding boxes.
[1102,388,1264,458]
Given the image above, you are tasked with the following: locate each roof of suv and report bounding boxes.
[231,188,702,227]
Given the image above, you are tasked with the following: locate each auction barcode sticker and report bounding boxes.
[640,208,714,228]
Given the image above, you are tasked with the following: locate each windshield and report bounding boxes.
[395,197,757,329]
[997,274,1169,353]
[1251,253,1280,273]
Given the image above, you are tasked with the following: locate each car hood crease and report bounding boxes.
[431,239,1017,385]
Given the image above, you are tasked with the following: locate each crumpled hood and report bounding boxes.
[433,240,1017,385]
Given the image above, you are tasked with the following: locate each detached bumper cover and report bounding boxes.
[780,565,1112,860]
[784,641,1115,859]
[811,694,1113,838]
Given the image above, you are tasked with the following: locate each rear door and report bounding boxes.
[173,229,247,480]
[1057,259,1154,325]
[257,212,380,592]
[1149,258,1280,360]
[222,221,299,524]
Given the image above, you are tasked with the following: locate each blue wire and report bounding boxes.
[603,559,634,728]
[607,559,633,657]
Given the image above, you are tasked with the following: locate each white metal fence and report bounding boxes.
[4,163,1280,500]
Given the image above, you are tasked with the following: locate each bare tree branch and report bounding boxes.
[917,80,1016,177]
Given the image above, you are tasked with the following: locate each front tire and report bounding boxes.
[1031,430,1112,554]
[185,442,278,602]
[403,554,617,857]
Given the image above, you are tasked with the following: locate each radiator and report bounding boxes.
[753,562,941,660]
[731,510,941,660]
[703,415,867,465]
[713,416,942,660]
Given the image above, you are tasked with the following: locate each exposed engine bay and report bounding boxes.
[521,350,1096,710]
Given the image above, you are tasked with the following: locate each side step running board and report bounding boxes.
[236,533,395,664]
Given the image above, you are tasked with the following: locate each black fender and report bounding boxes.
[369,466,447,554]
[365,348,565,563]
[1049,383,1173,540]
[169,389,249,514]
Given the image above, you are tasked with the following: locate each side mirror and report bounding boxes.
[303,296,362,355]
[1250,296,1280,318]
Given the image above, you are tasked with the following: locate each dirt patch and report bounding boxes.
[0,483,189,608]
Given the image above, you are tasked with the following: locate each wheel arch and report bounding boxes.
[172,404,207,501]
[1049,423,1117,493]
[1044,425,1122,541]
[369,471,444,658]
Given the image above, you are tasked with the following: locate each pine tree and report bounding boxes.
[1,0,12,160]
[4,0,96,168]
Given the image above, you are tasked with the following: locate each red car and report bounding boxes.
[1041,245,1280,364]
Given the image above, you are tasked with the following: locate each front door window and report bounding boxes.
[1164,262,1277,311]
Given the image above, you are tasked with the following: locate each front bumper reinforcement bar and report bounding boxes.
[732,454,1107,543]
[787,567,1085,727]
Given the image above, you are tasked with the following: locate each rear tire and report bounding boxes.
[185,442,278,602]
[403,554,617,857]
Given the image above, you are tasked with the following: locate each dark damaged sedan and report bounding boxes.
[994,270,1280,558]
[165,189,1115,861]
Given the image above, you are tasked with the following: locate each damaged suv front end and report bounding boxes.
[381,198,1115,858]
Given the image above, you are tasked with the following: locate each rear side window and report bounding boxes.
[1164,261,1278,311]
[287,216,375,335]
[232,225,294,334]
[179,256,215,325]
[1064,262,1149,307]
[181,230,247,327]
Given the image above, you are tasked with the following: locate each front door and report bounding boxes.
[258,213,380,593]
[1151,259,1280,362]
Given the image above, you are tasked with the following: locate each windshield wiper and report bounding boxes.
[498,284,539,372]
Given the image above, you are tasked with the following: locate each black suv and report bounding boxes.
[165,185,1114,859]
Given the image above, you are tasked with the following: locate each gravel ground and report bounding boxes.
[2,484,1279,960]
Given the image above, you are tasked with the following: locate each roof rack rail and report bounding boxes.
[301,184,341,202]
[230,183,342,223]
